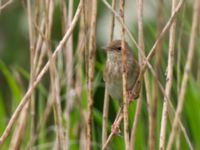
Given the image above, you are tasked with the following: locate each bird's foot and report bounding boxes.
[111,122,121,134]
[127,90,139,103]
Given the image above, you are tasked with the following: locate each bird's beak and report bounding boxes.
[101,46,111,51]
[101,46,107,50]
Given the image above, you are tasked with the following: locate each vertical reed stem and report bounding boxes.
[86,0,97,149]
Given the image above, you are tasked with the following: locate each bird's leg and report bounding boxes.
[127,90,139,103]
[111,106,123,134]
[128,83,141,103]
[127,90,134,102]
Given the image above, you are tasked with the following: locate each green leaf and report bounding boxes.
[0,61,22,102]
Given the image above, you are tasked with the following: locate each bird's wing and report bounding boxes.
[127,59,140,87]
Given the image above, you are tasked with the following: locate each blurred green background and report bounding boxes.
[0,0,200,149]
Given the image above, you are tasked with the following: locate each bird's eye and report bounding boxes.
[117,47,121,51]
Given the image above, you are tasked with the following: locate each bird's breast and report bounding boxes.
[105,59,123,100]
[106,59,122,80]
[104,57,138,101]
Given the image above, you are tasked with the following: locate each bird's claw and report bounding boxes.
[111,123,121,134]
[127,90,139,103]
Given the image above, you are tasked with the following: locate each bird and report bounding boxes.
[103,40,140,102]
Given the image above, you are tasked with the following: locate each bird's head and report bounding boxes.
[103,40,131,60]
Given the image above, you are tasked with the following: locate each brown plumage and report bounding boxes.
[103,40,140,101]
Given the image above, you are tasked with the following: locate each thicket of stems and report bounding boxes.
[0,0,199,149]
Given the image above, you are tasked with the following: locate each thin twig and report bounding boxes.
[9,103,29,150]
[109,0,116,42]
[102,0,116,148]
[86,0,97,149]
[177,2,185,98]
[103,113,123,150]
[0,0,13,11]
[102,87,109,149]
[120,0,130,149]
[75,11,87,150]
[34,19,47,76]
[0,1,83,146]
[175,128,181,150]
[150,0,164,147]
[159,0,177,149]
[65,0,74,149]
[60,0,67,33]
[175,4,185,149]
[129,0,144,149]
[167,0,200,149]
[29,0,37,146]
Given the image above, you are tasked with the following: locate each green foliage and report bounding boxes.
[0,1,199,150]
[0,61,22,102]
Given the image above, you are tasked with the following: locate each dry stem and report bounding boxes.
[86,0,97,149]
[149,0,164,146]
[0,0,13,11]
[44,0,66,149]
[102,87,109,149]
[130,0,144,149]
[103,112,123,150]
[159,0,177,149]
[120,0,130,149]
[0,1,83,146]
[102,0,116,148]
[75,12,88,150]
[109,0,116,42]
[167,0,200,149]
[64,0,74,149]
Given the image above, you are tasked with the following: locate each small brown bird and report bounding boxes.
[103,40,140,102]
